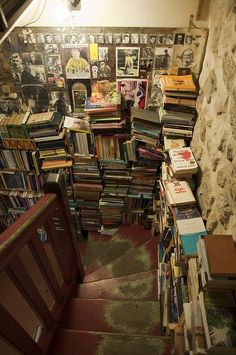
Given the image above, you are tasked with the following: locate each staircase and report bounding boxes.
[48,225,171,355]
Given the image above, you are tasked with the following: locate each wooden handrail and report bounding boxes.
[0,173,84,354]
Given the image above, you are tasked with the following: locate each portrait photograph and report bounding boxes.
[36,33,45,44]
[116,47,140,77]
[53,33,62,43]
[131,33,139,44]
[149,34,157,45]
[98,61,111,78]
[64,45,90,79]
[45,33,54,44]
[158,34,166,45]
[166,33,174,45]
[97,34,104,44]
[174,33,185,45]
[117,79,148,109]
[78,34,87,44]
[105,33,113,44]
[88,34,97,43]
[21,65,46,85]
[17,28,36,44]
[142,47,153,59]
[114,33,122,44]
[140,34,148,44]
[122,33,130,44]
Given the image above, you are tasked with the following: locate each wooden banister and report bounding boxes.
[0,173,84,354]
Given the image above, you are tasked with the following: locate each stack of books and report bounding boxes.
[0,111,30,139]
[131,107,162,147]
[159,75,197,140]
[73,155,102,231]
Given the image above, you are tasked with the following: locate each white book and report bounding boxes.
[165,180,196,205]
[169,147,198,174]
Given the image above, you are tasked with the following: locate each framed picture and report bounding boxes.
[116,47,140,77]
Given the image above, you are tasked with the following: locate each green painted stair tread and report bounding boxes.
[48,330,171,355]
[85,225,154,275]
[83,237,158,283]
[76,269,158,300]
[59,299,161,336]
[83,232,112,270]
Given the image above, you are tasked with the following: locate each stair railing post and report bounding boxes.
[43,173,84,282]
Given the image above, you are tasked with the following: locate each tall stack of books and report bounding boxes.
[159,75,197,142]
[26,112,71,171]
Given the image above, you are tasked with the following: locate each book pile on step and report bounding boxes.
[159,74,197,141]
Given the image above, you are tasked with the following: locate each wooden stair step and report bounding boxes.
[48,330,171,355]
[85,225,154,275]
[83,237,158,283]
[76,269,158,300]
[59,299,161,336]
[83,232,112,270]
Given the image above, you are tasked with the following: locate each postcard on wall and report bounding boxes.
[140,33,148,44]
[149,34,157,45]
[122,33,130,44]
[96,34,104,44]
[154,47,173,72]
[105,33,113,44]
[116,47,140,77]
[117,79,148,110]
[142,47,153,59]
[64,45,91,79]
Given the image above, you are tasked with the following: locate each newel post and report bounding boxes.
[43,173,85,282]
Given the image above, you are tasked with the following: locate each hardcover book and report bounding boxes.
[165,180,196,206]
[160,75,196,92]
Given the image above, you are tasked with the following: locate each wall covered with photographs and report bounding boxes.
[0,26,208,114]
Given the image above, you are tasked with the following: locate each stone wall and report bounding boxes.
[191,0,236,239]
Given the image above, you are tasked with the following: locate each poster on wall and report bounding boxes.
[64,45,91,79]
[154,47,173,73]
[116,47,140,77]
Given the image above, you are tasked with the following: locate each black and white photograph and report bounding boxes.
[98,61,111,78]
[174,33,185,45]
[158,34,166,45]
[64,46,90,79]
[142,47,152,59]
[21,83,49,113]
[122,33,130,44]
[45,33,54,44]
[140,34,148,44]
[98,47,108,61]
[140,58,153,72]
[114,33,122,44]
[91,64,98,79]
[17,28,36,44]
[97,34,104,44]
[185,35,192,45]
[70,34,78,44]
[166,33,174,45]
[9,52,24,81]
[53,33,62,43]
[36,33,45,43]
[0,98,21,114]
[78,34,87,44]
[149,35,157,45]
[105,33,113,44]
[131,33,139,44]
[44,44,59,54]
[22,52,43,65]
[88,34,97,43]
[45,55,62,74]
[154,47,173,71]
[21,65,46,84]
[116,47,140,77]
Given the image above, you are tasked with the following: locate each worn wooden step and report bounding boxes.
[85,225,154,275]
[59,299,161,336]
[75,269,158,300]
[48,330,171,355]
[83,237,158,283]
